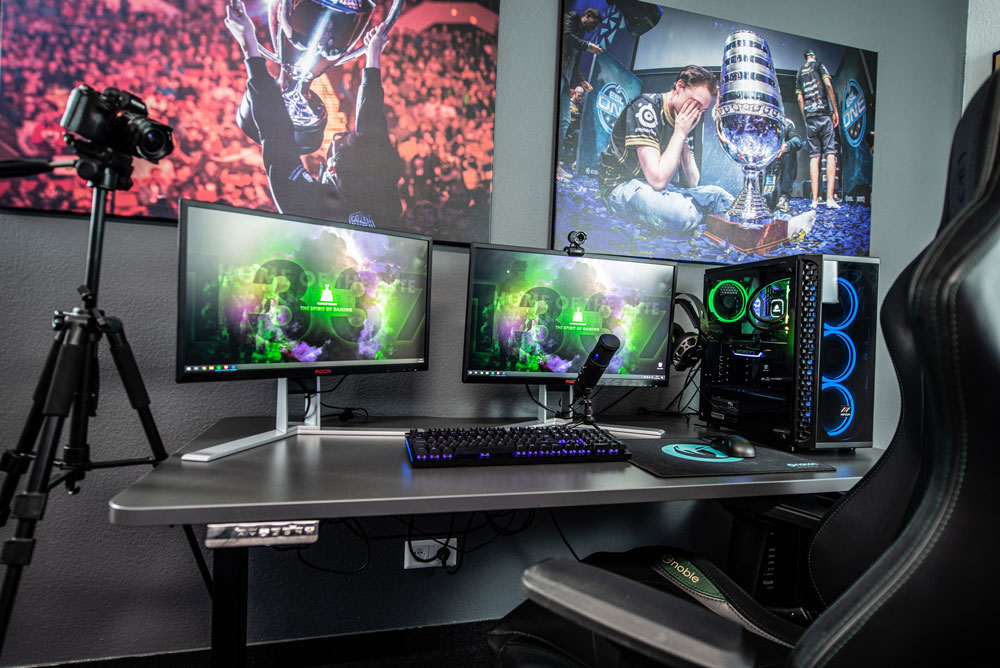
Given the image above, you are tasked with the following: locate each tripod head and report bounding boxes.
[63,133,135,192]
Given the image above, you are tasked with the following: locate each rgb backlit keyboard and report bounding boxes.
[405,425,630,468]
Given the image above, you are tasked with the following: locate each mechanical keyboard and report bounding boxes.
[404,425,630,468]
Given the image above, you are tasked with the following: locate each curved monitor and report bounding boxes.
[462,244,676,387]
[177,200,431,383]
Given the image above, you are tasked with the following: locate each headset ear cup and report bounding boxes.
[672,295,706,371]
[672,332,700,371]
[670,323,683,370]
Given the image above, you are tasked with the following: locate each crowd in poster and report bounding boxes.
[0,0,500,243]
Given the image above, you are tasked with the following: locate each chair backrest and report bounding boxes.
[804,252,925,607]
[806,65,1000,610]
[789,69,1000,667]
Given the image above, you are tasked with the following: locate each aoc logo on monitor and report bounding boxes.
[841,79,867,148]
[596,82,629,134]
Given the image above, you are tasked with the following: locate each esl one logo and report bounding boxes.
[597,82,629,134]
[841,79,867,147]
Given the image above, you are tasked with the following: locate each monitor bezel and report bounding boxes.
[176,199,432,384]
[461,242,677,388]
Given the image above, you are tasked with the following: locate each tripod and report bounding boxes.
[0,140,203,655]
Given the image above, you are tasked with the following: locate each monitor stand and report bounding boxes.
[181,378,406,462]
[512,385,664,437]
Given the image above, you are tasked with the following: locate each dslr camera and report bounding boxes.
[61,85,174,162]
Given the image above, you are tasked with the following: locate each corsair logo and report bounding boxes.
[786,462,819,468]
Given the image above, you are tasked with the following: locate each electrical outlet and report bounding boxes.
[404,537,458,569]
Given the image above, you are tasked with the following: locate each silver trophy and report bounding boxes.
[236,0,403,154]
[715,30,785,226]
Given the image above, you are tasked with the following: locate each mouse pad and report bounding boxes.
[625,439,835,478]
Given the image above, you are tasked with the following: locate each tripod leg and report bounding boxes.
[98,315,216,596]
[0,319,89,656]
[0,331,64,527]
[92,313,216,599]
[62,326,101,489]
[0,415,66,651]
[100,315,167,462]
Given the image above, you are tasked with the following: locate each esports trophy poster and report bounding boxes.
[553,0,877,263]
[0,0,501,243]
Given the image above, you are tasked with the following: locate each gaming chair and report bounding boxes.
[488,68,1000,668]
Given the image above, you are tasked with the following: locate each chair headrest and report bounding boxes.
[940,70,1000,234]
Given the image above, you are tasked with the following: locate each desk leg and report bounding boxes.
[212,546,248,668]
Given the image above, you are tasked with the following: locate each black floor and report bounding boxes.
[45,621,495,668]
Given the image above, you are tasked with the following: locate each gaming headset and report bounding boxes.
[671,292,707,371]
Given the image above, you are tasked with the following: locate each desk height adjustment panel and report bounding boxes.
[205,520,320,548]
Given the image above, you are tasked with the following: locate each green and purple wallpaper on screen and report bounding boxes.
[465,246,675,385]
[180,204,428,378]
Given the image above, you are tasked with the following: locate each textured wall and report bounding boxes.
[963,0,1000,107]
[0,0,969,664]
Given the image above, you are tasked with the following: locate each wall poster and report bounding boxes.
[553,0,877,263]
[0,0,500,243]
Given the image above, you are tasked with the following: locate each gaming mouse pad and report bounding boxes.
[626,439,835,478]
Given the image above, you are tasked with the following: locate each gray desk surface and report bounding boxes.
[109,416,882,526]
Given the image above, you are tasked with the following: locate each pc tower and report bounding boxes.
[699,255,878,450]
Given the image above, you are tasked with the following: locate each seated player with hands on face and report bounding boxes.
[225,0,403,227]
[598,65,734,237]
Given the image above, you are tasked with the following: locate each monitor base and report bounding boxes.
[510,386,664,437]
[181,379,404,462]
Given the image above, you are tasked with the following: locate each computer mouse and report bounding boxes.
[710,434,756,458]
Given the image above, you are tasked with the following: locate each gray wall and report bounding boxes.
[963,0,1000,108]
[0,0,968,664]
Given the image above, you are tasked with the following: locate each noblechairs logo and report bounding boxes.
[661,554,700,583]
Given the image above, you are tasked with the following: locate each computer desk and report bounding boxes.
[109,415,881,668]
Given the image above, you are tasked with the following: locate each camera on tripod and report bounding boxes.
[61,85,174,162]
[0,83,181,657]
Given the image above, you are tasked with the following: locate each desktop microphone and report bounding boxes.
[575,334,620,396]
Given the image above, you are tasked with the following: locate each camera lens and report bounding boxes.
[115,112,174,161]
[142,130,167,154]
